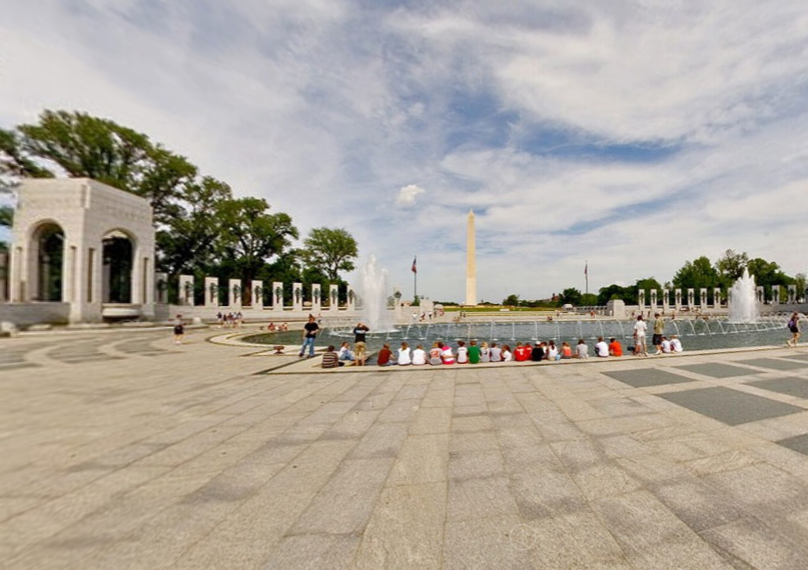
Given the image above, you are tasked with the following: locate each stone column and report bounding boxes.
[687,289,695,308]
[251,280,263,309]
[713,287,722,308]
[155,272,168,304]
[772,286,780,305]
[179,275,194,306]
[329,284,339,312]
[293,282,303,312]
[674,289,681,310]
[347,286,356,312]
[272,281,284,312]
[756,286,764,304]
[788,285,797,304]
[312,283,322,314]
[205,277,218,308]
[228,279,242,309]
[650,289,657,309]
[638,289,645,310]
[700,288,707,307]
[662,288,669,312]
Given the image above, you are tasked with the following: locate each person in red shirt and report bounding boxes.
[608,338,623,357]
[514,342,531,362]
[376,343,393,366]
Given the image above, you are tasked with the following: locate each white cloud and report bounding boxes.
[396,184,426,206]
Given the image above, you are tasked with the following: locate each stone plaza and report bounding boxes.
[3,325,808,569]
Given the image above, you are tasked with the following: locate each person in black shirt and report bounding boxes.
[531,341,545,362]
[299,315,320,357]
[352,322,370,366]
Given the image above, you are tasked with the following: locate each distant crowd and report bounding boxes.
[320,329,684,369]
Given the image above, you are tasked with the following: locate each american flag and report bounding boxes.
[411,256,417,274]
[584,262,588,276]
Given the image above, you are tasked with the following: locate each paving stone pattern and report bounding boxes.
[2,330,808,569]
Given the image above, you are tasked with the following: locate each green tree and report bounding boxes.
[503,294,520,306]
[1,127,55,181]
[301,227,359,281]
[672,256,720,290]
[715,249,749,285]
[217,197,298,287]
[597,284,629,306]
[560,288,583,306]
[156,176,233,275]
[795,273,807,301]
[747,257,792,300]
[581,293,599,306]
[15,110,196,223]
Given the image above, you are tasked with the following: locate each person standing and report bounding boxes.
[353,322,370,366]
[633,315,648,356]
[652,313,665,354]
[173,314,185,345]
[787,312,801,347]
[299,315,320,358]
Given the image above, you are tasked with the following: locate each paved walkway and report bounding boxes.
[2,328,808,569]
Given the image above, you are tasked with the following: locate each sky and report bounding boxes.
[1,0,807,303]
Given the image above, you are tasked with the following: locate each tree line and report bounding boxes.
[0,110,359,304]
[503,250,806,308]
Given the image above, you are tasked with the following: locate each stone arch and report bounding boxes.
[101,228,137,304]
[28,220,66,302]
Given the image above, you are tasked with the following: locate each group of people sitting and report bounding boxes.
[321,335,684,368]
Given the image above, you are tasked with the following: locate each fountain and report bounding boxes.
[728,267,759,323]
[358,255,395,332]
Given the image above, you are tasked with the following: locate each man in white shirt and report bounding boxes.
[633,316,648,356]
[670,335,683,353]
[661,337,672,353]
[595,337,609,357]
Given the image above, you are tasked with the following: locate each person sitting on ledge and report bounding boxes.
[595,337,609,358]
[501,344,513,362]
[412,344,427,366]
[337,342,354,362]
[321,345,342,369]
[608,338,623,357]
[489,342,502,362]
[467,340,481,364]
[575,339,589,359]
[429,342,443,365]
[398,341,412,365]
[514,342,530,362]
[670,335,684,353]
[376,343,393,366]
[561,342,572,359]
[456,340,468,364]
[661,336,672,353]
[441,342,455,365]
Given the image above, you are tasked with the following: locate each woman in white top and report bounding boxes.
[575,339,589,359]
[397,342,412,365]
[547,341,559,361]
[411,344,427,366]
[480,341,491,363]
[501,345,513,362]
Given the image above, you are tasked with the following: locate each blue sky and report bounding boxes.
[2,0,807,302]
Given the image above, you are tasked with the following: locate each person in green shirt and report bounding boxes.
[468,339,481,364]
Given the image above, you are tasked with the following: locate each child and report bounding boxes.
[398,342,412,365]
[456,340,468,364]
[412,344,427,366]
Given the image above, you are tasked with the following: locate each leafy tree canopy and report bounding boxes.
[301,227,358,281]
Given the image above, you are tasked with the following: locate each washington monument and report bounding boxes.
[465,209,477,306]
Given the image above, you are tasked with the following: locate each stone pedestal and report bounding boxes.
[251,280,263,309]
[179,275,194,306]
[700,288,708,307]
[292,282,303,313]
[312,284,322,314]
[772,286,780,305]
[650,289,657,309]
[272,281,284,312]
[329,284,339,312]
[687,289,695,308]
[713,287,722,308]
[204,277,218,308]
[788,285,797,304]
[607,299,626,318]
[674,289,682,310]
[155,272,168,304]
[638,290,645,309]
[662,288,669,312]
[756,286,764,304]
[347,286,356,312]
[228,279,241,309]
